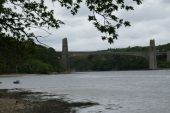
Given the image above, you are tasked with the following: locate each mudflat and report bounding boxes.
[0,89,98,113]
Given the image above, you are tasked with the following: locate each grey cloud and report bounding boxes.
[36,0,170,51]
[116,17,170,47]
[118,0,170,23]
[54,2,91,19]
[160,0,170,4]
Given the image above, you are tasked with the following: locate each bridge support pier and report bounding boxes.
[61,38,70,73]
[149,40,157,70]
[167,51,170,62]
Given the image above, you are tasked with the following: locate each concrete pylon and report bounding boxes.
[167,51,170,62]
[61,38,70,72]
[149,39,157,70]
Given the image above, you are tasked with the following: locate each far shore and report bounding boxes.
[1,69,170,77]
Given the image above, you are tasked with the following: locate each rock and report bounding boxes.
[13,80,20,84]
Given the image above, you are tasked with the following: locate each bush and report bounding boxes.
[19,59,52,74]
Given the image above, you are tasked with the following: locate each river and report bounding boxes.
[0,70,170,113]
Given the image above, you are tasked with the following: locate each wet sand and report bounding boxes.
[0,89,98,113]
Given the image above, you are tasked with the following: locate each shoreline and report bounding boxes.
[1,69,170,76]
[0,89,98,113]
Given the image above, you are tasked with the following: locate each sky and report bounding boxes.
[36,0,170,51]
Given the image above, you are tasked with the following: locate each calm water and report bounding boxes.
[0,70,170,113]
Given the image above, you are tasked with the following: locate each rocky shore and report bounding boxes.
[0,89,98,113]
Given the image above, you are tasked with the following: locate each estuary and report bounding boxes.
[0,70,170,113]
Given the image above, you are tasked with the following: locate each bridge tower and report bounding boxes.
[167,51,170,62]
[149,39,157,70]
[61,38,70,72]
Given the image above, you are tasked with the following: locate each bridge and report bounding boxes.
[70,51,149,59]
[61,38,170,72]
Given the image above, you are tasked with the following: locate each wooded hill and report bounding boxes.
[0,36,170,74]
[0,36,62,74]
[71,43,170,71]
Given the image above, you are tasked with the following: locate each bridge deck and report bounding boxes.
[69,51,149,58]
[57,51,167,59]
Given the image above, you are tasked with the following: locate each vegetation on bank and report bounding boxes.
[1,35,170,74]
[71,55,148,71]
[0,35,63,74]
[71,44,170,71]
[122,44,170,67]
[102,43,170,52]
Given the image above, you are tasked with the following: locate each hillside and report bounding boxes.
[1,36,170,74]
[103,43,170,52]
[0,36,62,74]
[71,43,170,71]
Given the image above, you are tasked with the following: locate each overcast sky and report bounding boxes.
[36,0,170,51]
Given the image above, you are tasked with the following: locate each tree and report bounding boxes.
[0,0,142,43]
[0,34,62,74]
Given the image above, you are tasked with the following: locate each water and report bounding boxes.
[0,70,170,113]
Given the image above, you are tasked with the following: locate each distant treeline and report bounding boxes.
[106,43,170,52]
[1,35,170,74]
[71,44,170,71]
[0,35,63,74]
[70,55,149,71]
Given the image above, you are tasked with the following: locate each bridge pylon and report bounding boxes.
[61,38,70,73]
[167,51,170,62]
[149,39,157,70]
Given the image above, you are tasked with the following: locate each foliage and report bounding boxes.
[71,55,148,71]
[85,0,142,43]
[158,61,170,68]
[0,34,61,74]
[157,43,170,52]
[157,54,170,68]
[1,36,170,74]
[106,43,170,52]
[71,43,170,71]
[0,0,63,42]
[0,0,142,43]
[19,59,52,74]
